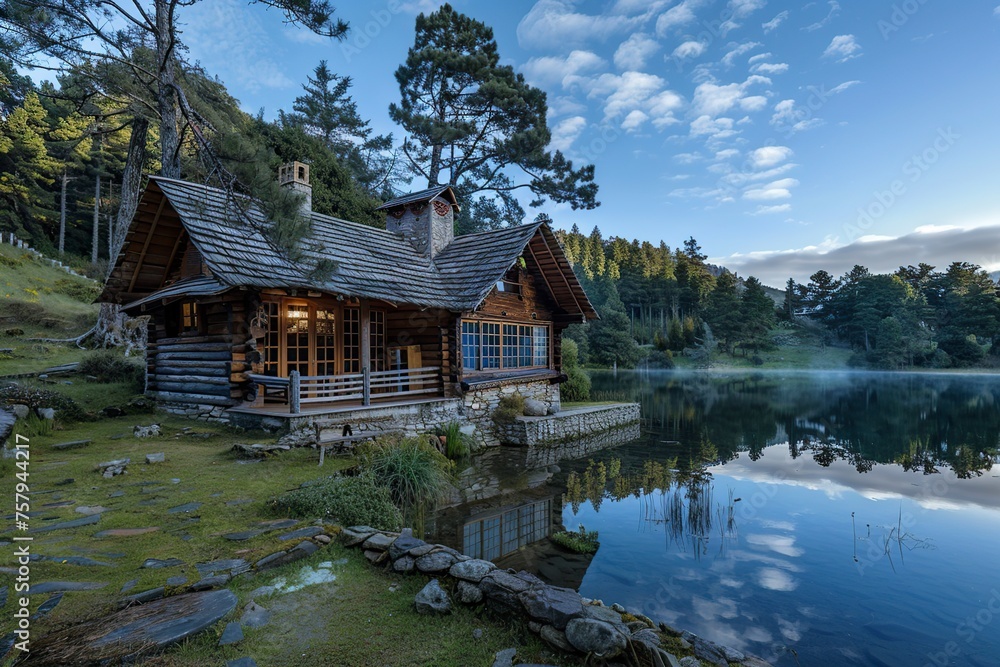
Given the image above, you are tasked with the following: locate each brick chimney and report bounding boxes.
[278,161,312,216]
[377,186,459,260]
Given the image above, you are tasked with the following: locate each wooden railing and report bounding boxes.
[248,366,441,413]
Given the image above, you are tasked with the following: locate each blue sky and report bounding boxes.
[176,0,1000,286]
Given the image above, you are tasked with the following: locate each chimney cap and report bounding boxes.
[376,185,459,213]
[279,161,310,187]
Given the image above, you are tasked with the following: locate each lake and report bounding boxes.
[431,370,1000,667]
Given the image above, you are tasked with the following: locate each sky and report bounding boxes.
[171,0,1000,287]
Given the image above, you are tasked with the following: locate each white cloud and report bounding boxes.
[674,152,704,164]
[721,41,761,68]
[621,109,650,132]
[770,99,824,133]
[744,177,799,200]
[517,0,635,49]
[690,115,737,142]
[762,10,788,33]
[673,40,708,60]
[647,90,685,128]
[720,0,768,35]
[656,0,704,34]
[748,52,771,64]
[715,148,740,160]
[692,75,770,117]
[823,35,862,63]
[521,50,606,89]
[550,115,587,152]
[752,204,793,215]
[805,0,841,32]
[750,146,793,169]
[547,95,588,118]
[587,72,685,128]
[752,62,789,75]
[740,95,768,111]
[995,5,1000,16]
[829,79,861,94]
[614,33,660,70]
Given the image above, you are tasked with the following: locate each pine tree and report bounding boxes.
[0,92,58,239]
[389,3,598,230]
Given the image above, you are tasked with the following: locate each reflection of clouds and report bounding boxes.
[716,444,1000,513]
[761,519,796,531]
[693,595,740,620]
[730,549,803,572]
[744,626,774,644]
[777,615,805,641]
[719,576,744,588]
[758,567,798,591]
[746,533,804,557]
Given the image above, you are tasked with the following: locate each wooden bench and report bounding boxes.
[313,424,395,466]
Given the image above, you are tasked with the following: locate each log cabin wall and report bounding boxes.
[384,305,451,397]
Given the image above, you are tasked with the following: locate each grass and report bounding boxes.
[551,524,600,554]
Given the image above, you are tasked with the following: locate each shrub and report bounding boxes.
[357,435,453,530]
[560,338,591,402]
[492,394,525,425]
[551,524,600,554]
[78,350,145,390]
[3,328,24,337]
[643,349,674,370]
[52,278,101,303]
[270,472,402,530]
[0,384,85,422]
[1,301,47,326]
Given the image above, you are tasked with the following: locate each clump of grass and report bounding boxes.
[492,394,525,425]
[78,349,145,390]
[436,421,470,460]
[15,412,54,437]
[0,383,86,422]
[551,524,600,554]
[51,278,101,303]
[270,472,402,530]
[357,435,453,532]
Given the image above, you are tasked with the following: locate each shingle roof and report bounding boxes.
[376,185,458,211]
[123,275,229,311]
[114,176,593,317]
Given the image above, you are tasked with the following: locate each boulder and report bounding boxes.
[479,570,536,615]
[455,580,483,605]
[38,407,55,420]
[218,622,243,646]
[564,618,628,659]
[133,424,160,437]
[389,529,426,561]
[680,632,729,667]
[415,550,457,574]
[519,585,584,630]
[12,404,29,419]
[414,579,452,615]
[540,625,577,653]
[362,533,395,552]
[492,648,517,667]
[523,399,548,416]
[449,558,495,583]
[240,601,271,629]
[146,453,165,464]
[392,556,415,574]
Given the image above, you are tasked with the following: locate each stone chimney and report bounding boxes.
[278,161,312,216]
[378,186,458,260]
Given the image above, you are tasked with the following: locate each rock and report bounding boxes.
[414,579,452,615]
[681,632,730,667]
[166,576,187,587]
[415,550,457,574]
[121,587,165,606]
[12,404,29,419]
[33,593,63,618]
[146,453,165,464]
[362,533,395,552]
[631,628,662,652]
[224,529,266,541]
[580,603,625,626]
[167,502,202,514]
[340,526,376,547]
[38,407,55,420]
[97,458,130,478]
[479,570,535,615]
[519,585,584,630]
[75,505,109,516]
[679,658,701,667]
[364,550,386,565]
[277,526,322,541]
[253,552,287,569]
[120,579,138,594]
[95,527,158,538]
[109,490,125,498]
[540,624,577,652]
[393,555,415,573]
[627,621,649,633]
[240,601,271,629]
[524,398,547,416]
[219,622,244,646]
[133,424,161,437]
[314,534,331,545]
[449,558,495,583]
[739,657,773,667]
[611,603,626,613]
[51,440,90,451]
[31,554,112,567]
[657,650,683,667]
[225,498,254,507]
[29,581,108,594]
[231,443,290,458]
[473,628,483,640]
[189,575,230,592]
[389,529,426,560]
[564,618,628,659]
[492,647,517,667]
[141,558,185,569]
[227,659,258,667]
[196,559,249,578]
[29,514,99,533]
[456,580,483,604]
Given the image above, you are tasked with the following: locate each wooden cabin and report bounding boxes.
[100,164,597,429]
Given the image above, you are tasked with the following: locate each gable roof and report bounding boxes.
[103,176,596,319]
[376,185,459,212]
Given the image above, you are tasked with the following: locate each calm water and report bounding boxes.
[433,370,1000,667]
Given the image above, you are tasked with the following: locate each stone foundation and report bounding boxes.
[461,378,561,448]
[160,402,231,423]
[499,403,641,447]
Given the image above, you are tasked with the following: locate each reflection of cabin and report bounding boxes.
[100,163,597,427]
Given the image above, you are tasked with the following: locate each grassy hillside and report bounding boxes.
[0,244,101,374]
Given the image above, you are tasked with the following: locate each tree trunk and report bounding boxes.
[91,171,100,264]
[111,117,149,260]
[106,178,114,261]
[59,171,67,256]
[156,0,181,179]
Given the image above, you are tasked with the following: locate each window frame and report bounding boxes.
[460,318,551,373]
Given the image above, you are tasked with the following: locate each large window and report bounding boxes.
[461,320,549,371]
[370,309,385,372]
[343,307,360,373]
[315,309,337,376]
[285,304,310,376]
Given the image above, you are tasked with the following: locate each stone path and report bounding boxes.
[28,514,99,533]
[30,554,113,567]
[94,527,159,538]
[28,581,108,594]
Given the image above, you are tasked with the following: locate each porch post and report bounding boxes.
[290,370,301,414]
[360,300,371,406]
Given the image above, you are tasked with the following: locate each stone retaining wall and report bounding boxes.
[499,403,641,447]
[160,402,229,423]
[462,379,561,448]
[340,525,772,667]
